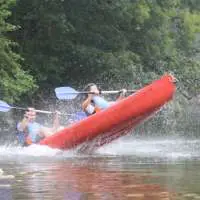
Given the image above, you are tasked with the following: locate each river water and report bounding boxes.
[1,137,200,200]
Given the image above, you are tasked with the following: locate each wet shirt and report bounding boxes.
[92,96,111,109]
[27,122,43,143]
[16,122,43,144]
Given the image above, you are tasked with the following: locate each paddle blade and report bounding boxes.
[55,87,79,100]
[0,100,12,112]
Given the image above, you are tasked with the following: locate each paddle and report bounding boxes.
[55,86,136,100]
[0,100,74,116]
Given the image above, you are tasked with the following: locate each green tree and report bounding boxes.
[10,0,200,99]
[0,0,35,103]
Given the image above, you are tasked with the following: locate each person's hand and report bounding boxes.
[55,110,61,115]
[119,89,127,96]
[28,107,35,112]
[54,110,61,118]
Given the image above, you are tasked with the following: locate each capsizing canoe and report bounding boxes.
[39,74,176,151]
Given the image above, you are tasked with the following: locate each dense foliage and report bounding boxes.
[0,0,36,103]
[1,0,200,102]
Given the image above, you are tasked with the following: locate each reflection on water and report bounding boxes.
[1,139,200,199]
[2,159,178,200]
[1,158,200,200]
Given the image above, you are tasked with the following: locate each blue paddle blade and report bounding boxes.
[0,100,11,112]
[55,87,79,100]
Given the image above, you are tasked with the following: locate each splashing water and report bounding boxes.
[97,137,200,159]
[0,144,73,161]
[0,136,200,162]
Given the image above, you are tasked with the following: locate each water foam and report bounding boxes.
[0,137,200,161]
[0,144,73,160]
[97,137,200,160]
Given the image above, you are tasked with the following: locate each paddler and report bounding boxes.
[82,83,127,115]
[16,108,61,146]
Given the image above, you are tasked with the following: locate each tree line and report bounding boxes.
[0,0,200,104]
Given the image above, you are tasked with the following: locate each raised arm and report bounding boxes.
[82,94,93,110]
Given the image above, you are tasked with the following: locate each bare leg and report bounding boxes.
[40,127,55,137]
[40,126,65,138]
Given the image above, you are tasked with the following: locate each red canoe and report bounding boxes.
[40,74,176,151]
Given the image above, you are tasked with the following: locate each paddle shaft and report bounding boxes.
[0,100,80,116]
[14,106,75,116]
[3,105,73,115]
[65,90,137,95]
[101,90,136,94]
[8,105,54,114]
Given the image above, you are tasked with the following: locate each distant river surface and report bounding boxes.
[1,137,200,200]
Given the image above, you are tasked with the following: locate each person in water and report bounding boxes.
[82,83,127,115]
[16,108,61,146]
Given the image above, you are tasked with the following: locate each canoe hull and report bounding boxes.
[40,75,176,150]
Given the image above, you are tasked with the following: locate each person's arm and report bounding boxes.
[39,111,62,137]
[17,117,29,132]
[82,94,93,110]
[82,94,97,114]
[52,111,60,132]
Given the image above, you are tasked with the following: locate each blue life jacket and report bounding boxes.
[16,122,43,145]
[16,122,27,146]
[16,131,27,146]
[27,122,43,143]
